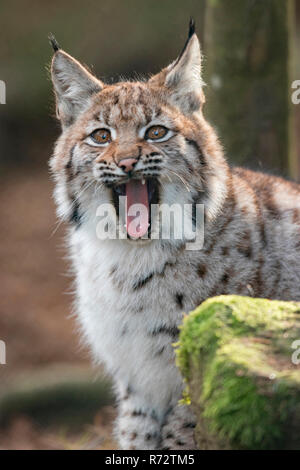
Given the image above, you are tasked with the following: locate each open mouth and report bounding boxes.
[112,178,159,239]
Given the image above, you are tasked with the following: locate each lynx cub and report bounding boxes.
[49,22,300,449]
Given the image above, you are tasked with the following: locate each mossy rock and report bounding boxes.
[176,295,300,449]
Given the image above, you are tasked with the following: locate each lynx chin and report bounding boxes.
[49,21,300,450]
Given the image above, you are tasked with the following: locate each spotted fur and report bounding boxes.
[50,25,300,449]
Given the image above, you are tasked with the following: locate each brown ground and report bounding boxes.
[0,407,117,450]
[0,167,116,449]
[0,406,117,450]
[0,167,82,372]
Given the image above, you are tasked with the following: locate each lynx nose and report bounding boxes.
[118,158,138,173]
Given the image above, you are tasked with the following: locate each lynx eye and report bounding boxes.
[145,125,168,141]
[90,129,111,145]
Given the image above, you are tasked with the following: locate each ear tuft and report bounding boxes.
[172,18,196,69]
[188,17,195,39]
[48,33,60,53]
[150,20,203,114]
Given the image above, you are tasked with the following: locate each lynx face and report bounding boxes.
[50,27,228,242]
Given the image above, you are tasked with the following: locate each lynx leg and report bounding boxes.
[161,404,197,450]
[116,394,162,450]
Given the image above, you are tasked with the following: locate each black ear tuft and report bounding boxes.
[48,33,60,52]
[173,18,196,67]
[188,17,195,39]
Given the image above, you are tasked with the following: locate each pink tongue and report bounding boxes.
[126,180,149,238]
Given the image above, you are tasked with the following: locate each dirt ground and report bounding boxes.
[0,167,83,372]
[0,167,117,449]
[0,407,117,450]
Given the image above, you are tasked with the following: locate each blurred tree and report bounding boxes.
[203,0,292,178]
[289,0,300,182]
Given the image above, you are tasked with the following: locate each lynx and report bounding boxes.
[49,21,300,449]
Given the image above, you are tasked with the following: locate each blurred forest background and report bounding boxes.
[0,0,299,449]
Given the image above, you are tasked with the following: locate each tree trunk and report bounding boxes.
[203,0,290,177]
[289,0,300,182]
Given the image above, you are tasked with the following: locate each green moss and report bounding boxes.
[176,296,300,449]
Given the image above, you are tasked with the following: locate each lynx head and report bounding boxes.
[50,21,227,243]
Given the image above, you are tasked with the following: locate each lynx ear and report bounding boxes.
[150,20,204,114]
[50,38,103,127]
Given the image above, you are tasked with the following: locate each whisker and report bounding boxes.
[162,167,205,194]
[165,173,172,184]
[166,168,192,193]
[49,216,65,238]
[159,148,205,193]
[49,179,95,238]
[75,179,95,201]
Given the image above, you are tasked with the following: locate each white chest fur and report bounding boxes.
[70,229,187,411]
